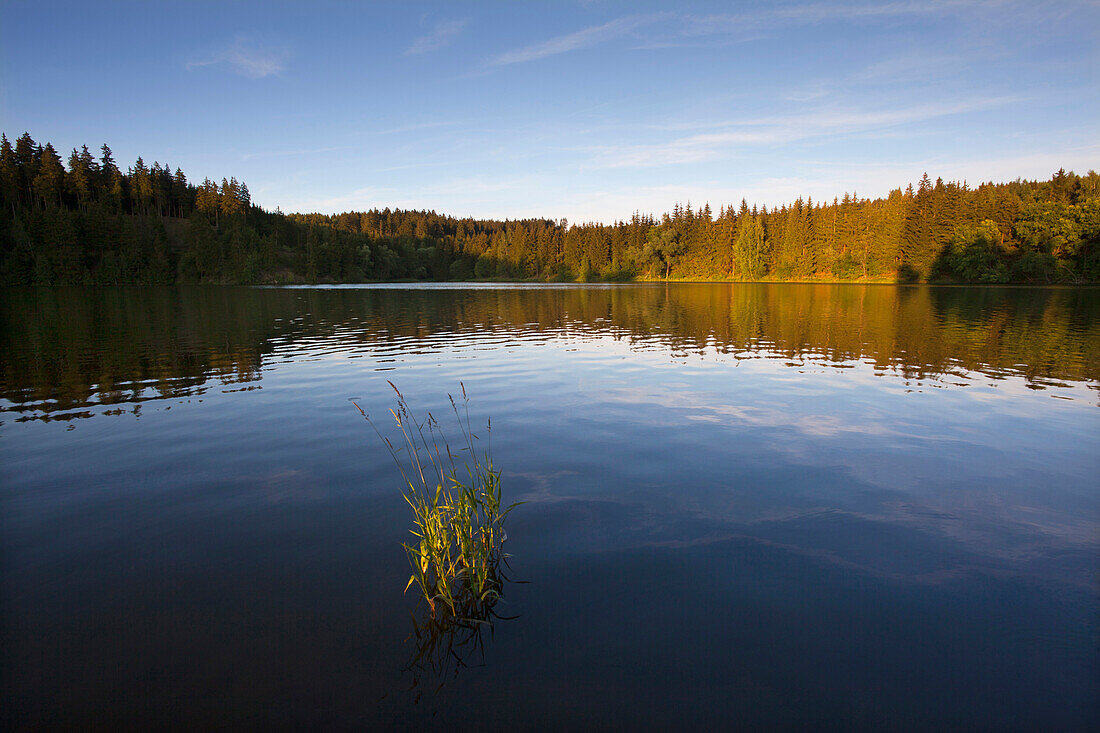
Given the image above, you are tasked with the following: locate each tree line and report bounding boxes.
[1,131,1097,285]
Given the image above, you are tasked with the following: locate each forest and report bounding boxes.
[1,131,1098,285]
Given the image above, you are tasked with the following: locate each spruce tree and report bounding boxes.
[66,148,92,210]
[14,133,37,205]
[173,168,188,217]
[0,134,18,215]
[100,145,123,211]
[32,143,65,208]
[734,209,767,280]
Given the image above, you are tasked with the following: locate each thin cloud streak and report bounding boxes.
[406,19,467,56]
[772,0,995,22]
[481,2,1003,71]
[557,147,1100,223]
[485,14,666,67]
[273,141,1098,225]
[292,174,546,216]
[735,97,1022,129]
[373,121,462,135]
[590,97,1022,168]
[187,36,285,78]
[682,0,1002,35]
[242,146,348,161]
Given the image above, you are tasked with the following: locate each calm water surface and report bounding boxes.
[2,284,1098,730]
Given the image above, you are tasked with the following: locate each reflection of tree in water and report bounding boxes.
[0,287,269,418]
[2,285,1097,423]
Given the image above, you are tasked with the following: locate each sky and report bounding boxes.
[2,0,1098,223]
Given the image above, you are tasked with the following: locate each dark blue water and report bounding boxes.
[2,284,1098,729]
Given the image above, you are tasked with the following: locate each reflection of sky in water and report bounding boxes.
[9,308,1095,580]
[1,285,1097,728]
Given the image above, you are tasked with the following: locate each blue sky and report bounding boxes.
[2,0,1097,222]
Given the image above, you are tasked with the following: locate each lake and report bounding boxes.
[2,283,1098,730]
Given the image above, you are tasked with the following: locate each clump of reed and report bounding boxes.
[353,382,519,622]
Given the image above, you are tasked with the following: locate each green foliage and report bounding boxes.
[1013,196,1100,281]
[942,220,1009,283]
[733,212,768,280]
[448,257,473,280]
[474,253,494,278]
[643,224,686,279]
[1016,201,1083,257]
[831,252,862,280]
[1011,250,1057,282]
[2,130,1098,284]
[355,383,519,621]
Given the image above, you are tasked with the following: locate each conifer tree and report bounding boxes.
[2,129,1097,285]
[734,208,767,280]
[100,145,123,211]
[171,168,188,217]
[14,133,38,205]
[0,134,18,215]
[901,173,935,278]
[32,143,65,208]
[130,157,154,216]
[66,148,93,210]
[80,145,99,202]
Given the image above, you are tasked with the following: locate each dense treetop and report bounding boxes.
[1,131,1097,284]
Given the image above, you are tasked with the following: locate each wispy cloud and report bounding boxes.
[772,0,986,23]
[555,145,1100,223]
[737,97,1021,130]
[589,97,1021,168]
[187,36,286,78]
[242,146,348,161]
[852,53,967,84]
[485,14,666,68]
[682,0,999,35]
[295,186,400,214]
[406,19,467,56]
[293,174,544,216]
[483,2,995,70]
[374,120,462,135]
[781,51,978,104]
[269,139,1100,224]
